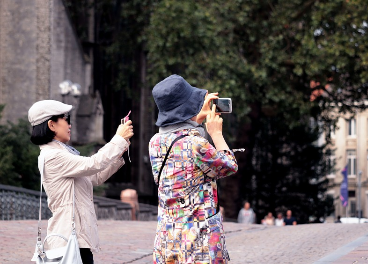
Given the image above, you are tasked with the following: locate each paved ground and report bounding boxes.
[1,220,368,263]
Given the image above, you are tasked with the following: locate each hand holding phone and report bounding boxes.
[120,110,132,162]
[122,110,131,124]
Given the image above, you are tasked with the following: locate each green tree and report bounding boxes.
[145,0,367,220]
[0,105,40,190]
[64,0,368,220]
[249,116,334,223]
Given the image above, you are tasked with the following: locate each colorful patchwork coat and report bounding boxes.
[149,129,238,263]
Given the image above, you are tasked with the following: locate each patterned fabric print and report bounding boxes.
[149,129,238,264]
[206,213,230,262]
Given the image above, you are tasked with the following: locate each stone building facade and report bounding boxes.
[0,0,156,203]
[0,0,102,144]
[324,110,368,219]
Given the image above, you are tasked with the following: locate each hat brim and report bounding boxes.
[156,87,207,127]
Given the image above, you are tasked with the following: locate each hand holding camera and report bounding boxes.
[205,104,223,137]
[205,104,230,151]
[194,93,219,124]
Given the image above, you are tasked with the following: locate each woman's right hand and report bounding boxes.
[116,120,134,142]
[205,104,230,151]
[205,104,223,137]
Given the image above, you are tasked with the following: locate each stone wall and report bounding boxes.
[49,0,91,142]
[0,184,51,220]
[0,0,93,144]
[0,0,39,122]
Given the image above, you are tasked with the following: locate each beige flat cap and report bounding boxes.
[28,100,73,126]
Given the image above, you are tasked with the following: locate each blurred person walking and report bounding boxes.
[262,212,275,226]
[28,100,134,264]
[149,75,238,263]
[237,201,256,224]
[275,213,285,226]
[284,210,297,225]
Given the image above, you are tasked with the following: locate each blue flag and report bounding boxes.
[340,165,348,207]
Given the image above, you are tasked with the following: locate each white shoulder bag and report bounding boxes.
[31,152,83,264]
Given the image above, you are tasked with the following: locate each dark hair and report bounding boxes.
[30,114,64,145]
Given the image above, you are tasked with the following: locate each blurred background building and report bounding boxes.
[324,110,368,219]
[0,0,99,143]
[0,0,155,203]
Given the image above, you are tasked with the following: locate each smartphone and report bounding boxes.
[121,110,132,162]
[122,110,131,124]
[213,98,232,113]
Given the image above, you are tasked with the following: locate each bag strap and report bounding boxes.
[156,134,221,216]
[214,180,220,216]
[37,153,45,246]
[37,151,76,245]
[156,134,188,186]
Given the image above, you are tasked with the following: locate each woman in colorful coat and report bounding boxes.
[149,74,238,263]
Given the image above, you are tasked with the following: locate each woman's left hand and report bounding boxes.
[195,92,219,124]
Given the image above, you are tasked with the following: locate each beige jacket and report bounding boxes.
[40,135,128,252]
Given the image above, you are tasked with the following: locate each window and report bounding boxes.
[347,150,357,177]
[348,118,356,136]
[326,150,335,178]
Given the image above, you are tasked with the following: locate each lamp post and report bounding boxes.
[59,80,81,101]
[358,170,362,223]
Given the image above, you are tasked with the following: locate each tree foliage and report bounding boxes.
[64,0,368,221]
[146,0,368,121]
[0,106,40,190]
[144,0,367,221]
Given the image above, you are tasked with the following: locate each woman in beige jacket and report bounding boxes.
[28,100,134,264]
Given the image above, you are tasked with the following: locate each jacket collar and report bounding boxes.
[39,140,65,151]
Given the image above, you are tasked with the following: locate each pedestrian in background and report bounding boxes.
[262,212,275,226]
[237,201,256,224]
[275,212,285,226]
[28,100,134,264]
[120,188,140,220]
[284,209,297,225]
[335,215,342,223]
[149,74,238,263]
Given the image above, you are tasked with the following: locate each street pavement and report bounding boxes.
[1,220,368,263]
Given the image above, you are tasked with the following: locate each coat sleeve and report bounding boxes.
[45,135,129,178]
[237,209,243,223]
[89,155,125,186]
[192,136,238,179]
[148,135,162,185]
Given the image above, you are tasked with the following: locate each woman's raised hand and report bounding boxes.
[205,105,230,151]
[195,92,219,124]
[116,120,134,142]
[205,104,223,137]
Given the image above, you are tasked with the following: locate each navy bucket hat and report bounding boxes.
[152,74,207,127]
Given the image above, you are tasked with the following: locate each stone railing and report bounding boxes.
[0,184,52,220]
[0,184,157,221]
[93,196,157,221]
[94,196,132,220]
[139,203,158,221]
